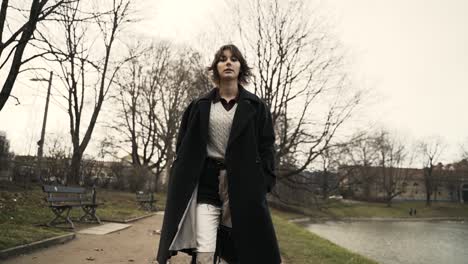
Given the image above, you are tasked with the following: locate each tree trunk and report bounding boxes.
[386,195,392,207]
[322,171,329,200]
[364,182,371,201]
[426,192,432,206]
[69,151,82,185]
[153,173,160,193]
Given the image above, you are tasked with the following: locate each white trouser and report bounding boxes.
[196,203,221,253]
[195,203,230,264]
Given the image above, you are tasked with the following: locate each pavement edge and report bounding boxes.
[0,233,75,260]
[101,212,158,223]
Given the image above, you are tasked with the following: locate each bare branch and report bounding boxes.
[0,0,78,110]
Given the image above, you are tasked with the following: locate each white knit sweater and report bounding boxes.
[206,101,237,160]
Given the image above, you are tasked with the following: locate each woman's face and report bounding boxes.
[216,49,241,82]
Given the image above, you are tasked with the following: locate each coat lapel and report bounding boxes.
[198,100,211,146]
[227,98,256,150]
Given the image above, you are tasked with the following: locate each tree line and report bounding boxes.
[2,0,467,207]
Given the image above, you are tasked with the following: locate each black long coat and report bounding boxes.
[156,86,281,264]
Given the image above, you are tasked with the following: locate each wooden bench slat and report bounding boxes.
[46,197,85,202]
[49,204,81,207]
[136,195,153,200]
[43,185,86,193]
[84,202,104,206]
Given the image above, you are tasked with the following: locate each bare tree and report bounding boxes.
[461,139,468,160]
[374,130,413,206]
[318,147,335,200]
[0,0,76,110]
[109,161,127,190]
[340,131,379,200]
[231,0,362,199]
[112,42,207,192]
[418,137,445,206]
[317,145,348,200]
[81,155,106,187]
[339,130,414,205]
[35,0,132,185]
[43,133,71,184]
[157,48,209,188]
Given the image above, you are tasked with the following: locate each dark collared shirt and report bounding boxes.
[212,88,240,111]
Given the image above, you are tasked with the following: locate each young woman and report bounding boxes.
[156,44,281,264]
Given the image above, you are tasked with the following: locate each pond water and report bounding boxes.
[305,220,468,264]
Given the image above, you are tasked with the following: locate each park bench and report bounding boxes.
[136,191,156,211]
[42,185,102,229]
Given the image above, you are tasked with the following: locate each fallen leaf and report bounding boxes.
[149,229,161,235]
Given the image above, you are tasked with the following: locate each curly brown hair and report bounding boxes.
[207,44,252,85]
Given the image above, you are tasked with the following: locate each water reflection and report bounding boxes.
[305,221,468,264]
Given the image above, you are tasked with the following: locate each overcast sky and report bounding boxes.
[1,0,467,164]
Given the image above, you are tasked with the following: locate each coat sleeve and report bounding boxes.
[258,101,277,193]
[175,100,195,154]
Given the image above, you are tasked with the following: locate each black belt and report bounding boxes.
[206,157,226,169]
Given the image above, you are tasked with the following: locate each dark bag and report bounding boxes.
[215,224,238,263]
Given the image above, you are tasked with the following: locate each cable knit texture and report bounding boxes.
[206,101,237,160]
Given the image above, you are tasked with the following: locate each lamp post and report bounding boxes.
[31,71,53,183]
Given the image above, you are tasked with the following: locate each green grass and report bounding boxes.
[272,213,377,264]
[0,183,160,250]
[270,207,305,220]
[0,224,65,250]
[0,184,69,250]
[96,189,167,220]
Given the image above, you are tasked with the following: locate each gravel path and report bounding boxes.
[3,214,190,264]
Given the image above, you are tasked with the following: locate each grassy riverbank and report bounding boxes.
[272,213,377,264]
[10,182,467,263]
[271,199,468,220]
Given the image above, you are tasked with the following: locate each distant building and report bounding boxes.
[339,163,468,203]
[11,155,133,186]
[81,158,132,185]
[271,169,340,207]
